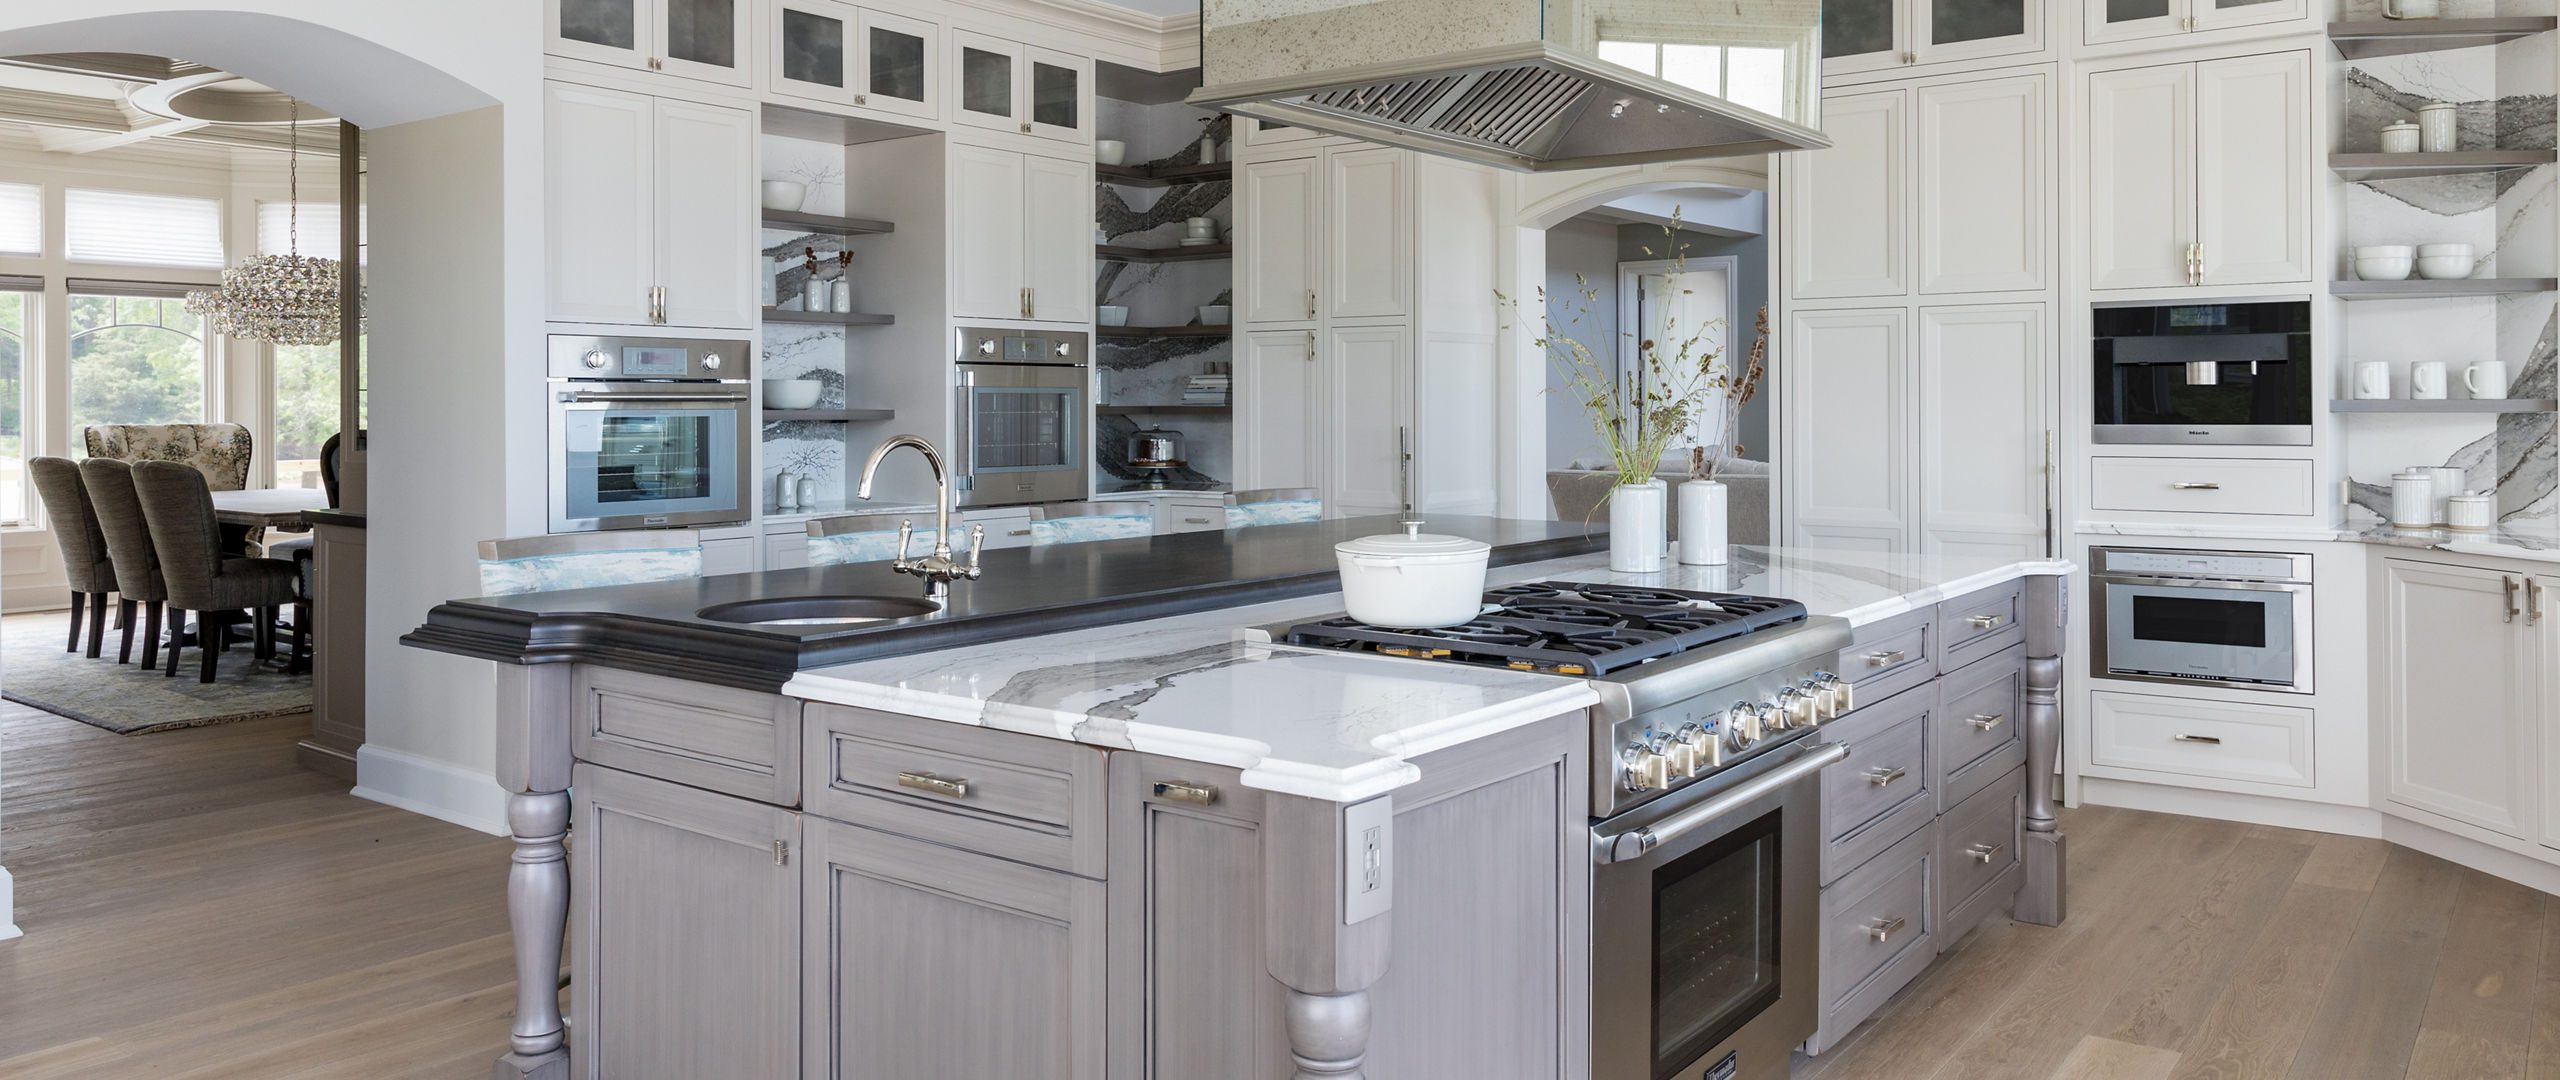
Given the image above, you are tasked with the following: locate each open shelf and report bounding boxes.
[1096,243,1232,263]
[1096,161,1233,188]
[764,408,898,422]
[760,209,896,236]
[1098,403,1231,415]
[2330,149,2559,181]
[2331,398,2555,414]
[1096,325,1233,338]
[2328,17,2558,59]
[762,307,896,325]
[2330,278,2557,299]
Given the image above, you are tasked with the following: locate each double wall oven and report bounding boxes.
[952,325,1089,507]
[547,334,754,533]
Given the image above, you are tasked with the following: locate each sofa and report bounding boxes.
[1546,456,1770,547]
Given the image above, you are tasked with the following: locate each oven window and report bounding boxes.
[971,387,1077,471]
[593,414,714,504]
[2131,594,2267,648]
[1652,808,1783,1079]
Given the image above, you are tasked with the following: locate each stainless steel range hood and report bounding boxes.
[1188,0,1828,171]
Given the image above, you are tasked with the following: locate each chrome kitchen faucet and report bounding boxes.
[855,434,984,598]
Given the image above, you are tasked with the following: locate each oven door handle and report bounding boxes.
[561,390,749,404]
[1593,741,1849,864]
[951,375,977,491]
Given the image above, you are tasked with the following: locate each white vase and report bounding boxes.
[1609,480,1667,573]
[1678,479,1728,565]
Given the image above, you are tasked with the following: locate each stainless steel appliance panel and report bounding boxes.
[547,334,755,533]
[2092,299,2312,446]
[547,333,745,380]
[953,327,1090,508]
[2090,546,2313,694]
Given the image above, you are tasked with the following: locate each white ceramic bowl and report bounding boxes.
[1097,305,1129,327]
[2355,244,2414,257]
[2356,256,2414,281]
[762,378,823,410]
[2417,247,2475,280]
[1095,140,1127,166]
[1334,526,1492,628]
[760,180,807,212]
[1196,304,1231,326]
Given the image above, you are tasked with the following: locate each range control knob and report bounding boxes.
[1721,701,1761,752]
[701,352,724,371]
[1619,739,1671,792]
[581,349,612,370]
[1667,722,1711,778]
[1780,687,1819,728]
[1816,671,1853,714]
[977,338,998,356]
[1758,701,1790,734]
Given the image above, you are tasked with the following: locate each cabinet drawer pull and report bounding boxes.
[1864,765,1907,787]
[1966,613,2004,629]
[2172,733,2221,745]
[2170,482,2221,490]
[1864,915,1907,942]
[1184,516,1214,524]
[1967,713,2008,732]
[896,771,969,799]
[1863,649,1906,667]
[2507,575,2524,623]
[2532,578,2546,625]
[1966,841,2006,864]
[1008,528,1032,536]
[1152,780,1221,806]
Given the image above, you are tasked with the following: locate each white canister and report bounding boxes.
[800,276,827,314]
[1677,479,1729,566]
[2447,491,2496,531]
[1333,521,1493,628]
[775,468,799,511]
[2418,102,2458,152]
[831,278,852,314]
[1609,480,1668,574]
[2391,469,2436,529]
[796,476,819,508]
[2380,121,2421,154]
[2425,466,2465,524]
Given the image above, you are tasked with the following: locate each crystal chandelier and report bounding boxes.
[188,100,341,346]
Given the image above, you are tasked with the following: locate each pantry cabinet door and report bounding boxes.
[949,144,1028,320]
[1242,155,1321,325]
[1325,146,1410,320]
[546,81,657,325]
[1327,324,1411,517]
[2384,560,2537,841]
[654,99,758,330]
[1024,153,1093,323]
[1786,90,1905,300]
[1784,308,1914,551]
[1916,74,2047,295]
[2196,51,2311,287]
[1238,330,1323,492]
[2085,62,2195,290]
[1918,304,2047,560]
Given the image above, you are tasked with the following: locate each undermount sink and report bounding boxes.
[696,595,942,626]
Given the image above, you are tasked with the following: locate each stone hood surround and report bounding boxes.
[784,545,2075,800]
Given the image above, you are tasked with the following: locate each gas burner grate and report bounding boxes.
[1282,581,1809,675]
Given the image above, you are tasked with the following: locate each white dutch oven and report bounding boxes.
[1334,520,1492,628]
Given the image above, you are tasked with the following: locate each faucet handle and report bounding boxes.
[892,519,916,569]
[963,524,986,579]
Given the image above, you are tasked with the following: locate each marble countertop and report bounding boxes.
[2345,519,2560,564]
[784,544,2071,800]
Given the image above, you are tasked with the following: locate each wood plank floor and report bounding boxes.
[1797,806,2560,1080]
[0,701,517,1079]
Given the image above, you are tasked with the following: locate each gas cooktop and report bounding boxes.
[1278,581,1811,676]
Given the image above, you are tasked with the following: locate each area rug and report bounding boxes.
[1,612,312,734]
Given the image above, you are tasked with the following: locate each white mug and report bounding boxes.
[2386,0,2439,18]
[2410,361,2448,400]
[2465,360,2510,399]
[2353,361,2390,399]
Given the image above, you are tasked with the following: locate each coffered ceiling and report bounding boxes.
[0,51,340,158]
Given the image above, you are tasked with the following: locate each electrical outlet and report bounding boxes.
[1342,796,1392,924]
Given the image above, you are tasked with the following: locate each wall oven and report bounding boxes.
[547,334,753,533]
[953,325,1089,508]
[2091,546,2313,693]
[2092,298,2313,446]
[1592,734,1842,1080]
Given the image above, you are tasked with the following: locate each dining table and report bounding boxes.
[211,487,331,529]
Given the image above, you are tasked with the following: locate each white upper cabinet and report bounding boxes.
[949,31,1090,143]
[2086,52,2307,291]
[546,82,756,330]
[1917,304,2046,560]
[1237,330,1322,491]
[549,0,751,86]
[1022,154,1092,323]
[1786,90,1906,299]
[2384,560,2541,841]
[1916,74,2046,295]
[1785,308,1914,551]
[1326,324,1411,517]
[2085,0,2307,47]
[1325,147,1410,321]
[1825,0,2041,77]
[770,0,941,122]
[1243,155,1321,326]
[948,144,1089,324]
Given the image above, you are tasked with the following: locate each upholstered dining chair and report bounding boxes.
[85,422,264,551]
[26,457,118,658]
[1029,501,1153,546]
[79,458,170,668]
[1224,487,1323,529]
[806,513,955,567]
[477,531,703,596]
[130,460,304,683]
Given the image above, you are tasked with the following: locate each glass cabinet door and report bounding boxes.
[2193,0,2304,33]
[1821,0,1907,76]
[771,0,852,101]
[856,7,940,120]
[551,0,649,67]
[659,0,750,86]
[1026,48,1087,141]
[1923,0,2035,58]
[952,30,1022,133]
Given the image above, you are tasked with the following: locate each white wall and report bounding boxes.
[1543,217,1618,471]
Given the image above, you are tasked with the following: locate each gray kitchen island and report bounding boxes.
[406,518,2069,1080]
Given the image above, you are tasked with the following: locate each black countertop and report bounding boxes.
[301,508,366,529]
[403,515,1604,691]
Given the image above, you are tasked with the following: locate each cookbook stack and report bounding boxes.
[1183,372,1231,405]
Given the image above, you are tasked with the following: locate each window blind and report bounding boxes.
[258,200,365,260]
[66,188,224,269]
[66,278,202,300]
[0,273,41,292]
[0,183,39,257]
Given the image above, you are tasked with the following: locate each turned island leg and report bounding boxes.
[1286,989,1374,1079]
[2016,574,2068,927]
[1265,794,1393,1080]
[493,665,576,1080]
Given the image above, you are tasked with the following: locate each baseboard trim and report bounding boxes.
[2080,776,2560,895]
[297,739,359,783]
[0,864,19,942]
[352,744,508,837]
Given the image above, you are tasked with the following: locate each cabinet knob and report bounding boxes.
[855,93,867,105]
[1021,122,1033,133]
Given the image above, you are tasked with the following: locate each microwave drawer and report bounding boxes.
[2091,690,2314,789]
[2089,456,2315,516]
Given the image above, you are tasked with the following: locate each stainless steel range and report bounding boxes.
[1279,581,1854,1080]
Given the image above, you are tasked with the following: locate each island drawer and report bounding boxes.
[1936,580,2026,674]
[1812,821,1935,1055]
[1821,686,1933,884]
[1934,765,2023,952]
[2089,689,2314,790]
[1842,607,1935,705]
[570,666,801,806]
[1935,645,2025,810]
[803,704,1110,878]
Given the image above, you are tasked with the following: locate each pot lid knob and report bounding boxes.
[1400,519,1424,537]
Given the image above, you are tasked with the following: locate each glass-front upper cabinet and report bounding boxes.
[771,0,940,121]
[949,30,1089,143]
[2083,0,2305,46]
[549,0,750,87]
[1823,0,2040,77]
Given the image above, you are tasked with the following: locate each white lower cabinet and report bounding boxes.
[2090,689,2313,789]
[2382,559,2545,841]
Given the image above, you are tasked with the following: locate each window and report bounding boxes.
[273,333,361,492]
[68,289,207,450]
[0,183,39,257]
[0,287,28,523]
[258,200,364,261]
[66,189,224,268]
[1594,40,1790,117]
